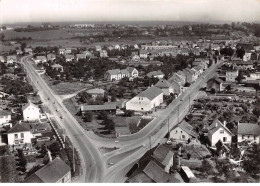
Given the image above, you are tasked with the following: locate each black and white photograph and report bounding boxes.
[0,0,260,183]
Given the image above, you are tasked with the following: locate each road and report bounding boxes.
[102,60,223,182]
[21,55,105,182]
[21,55,223,182]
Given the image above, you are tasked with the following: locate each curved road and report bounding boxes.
[21,55,223,182]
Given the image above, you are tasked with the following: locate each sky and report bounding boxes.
[0,0,260,24]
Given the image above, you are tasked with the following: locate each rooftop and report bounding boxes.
[238,123,260,136]
[137,86,163,100]
[24,157,71,183]
[155,79,172,89]
[81,104,116,111]
[8,124,30,133]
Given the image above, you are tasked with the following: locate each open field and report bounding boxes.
[41,75,92,95]
[2,29,72,40]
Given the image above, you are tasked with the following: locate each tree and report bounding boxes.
[220,47,234,56]
[235,71,245,83]
[124,110,134,117]
[83,111,93,122]
[236,47,245,59]
[242,144,260,176]
[200,159,214,175]
[21,42,27,52]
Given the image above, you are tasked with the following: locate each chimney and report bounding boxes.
[47,150,52,162]
[215,123,218,127]
[223,121,226,127]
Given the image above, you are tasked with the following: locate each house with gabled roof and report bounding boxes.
[47,53,56,61]
[104,67,138,81]
[0,110,11,125]
[7,55,17,64]
[51,64,64,72]
[147,71,165,79]
[24,48,33,54]
[126,86,163,112]
[206,77,224,92]
[65,54,74,62]
[127,144,181,183]
[24,157,71,183]
[100,50,108,58]
[34,56,47,64]
[59,48,66,55]
[76,54,86,61]
[16,49,23,55]
[7,124,34,145]
[155,79,174,95]
[22,101,41,121]
[0,56,5,63]
[182,68,197,83]
[237,122,260,144]
[207,119,233,147]
[169,120,198,142]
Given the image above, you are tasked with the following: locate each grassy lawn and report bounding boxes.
[128,117,153,134]
[0,155,20,182]
[41,75,92,95]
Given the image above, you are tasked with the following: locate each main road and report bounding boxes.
[21,55,223,182]
[21,55,105,182]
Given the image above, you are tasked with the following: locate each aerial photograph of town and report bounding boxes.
[0,0,260,183]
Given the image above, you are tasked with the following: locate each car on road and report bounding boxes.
[56,109,59,112]
[60,116,63,119]
[108,162,114,165]
[115,140,119,143]
[47,97,50,100]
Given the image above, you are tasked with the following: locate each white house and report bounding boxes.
[126,86,163,112]
[169,120,198,142]
[22,102,41,121]
[237,122,260,144]
[147,71,165,79]
[0,110,11,125]
[104,67,138,81]
[226,69,238,82]
[59,49,66,55]
[7,124,34,145]
[0,56,5,63]
[100,50,108,58]
[114,44,121,50]
[76,54,86,61]
[47,53,56,61]
[34,56,47,64]
[207,119,233,147]
[7,55,17,64]
[131,54,140,62]
[139,50,149,59]
[155,79,174,95]
[65,55,74,62]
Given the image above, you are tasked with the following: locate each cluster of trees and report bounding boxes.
[253,97,260,118]
[77,92,105,105]
[14,25,58,32]
[0,78,33,95]
[220,47,234,56]
[16,149,27,172]
[98,112,115,134]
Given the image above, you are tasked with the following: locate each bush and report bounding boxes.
[52,80,60,85]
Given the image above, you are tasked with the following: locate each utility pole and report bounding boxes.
[149,136,151,150]
[73,146,75,173]
[167,116,170,134]
[189,94,191,110]
[178,105,180,123]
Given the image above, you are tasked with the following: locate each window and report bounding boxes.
[181,135,185,139]
[175,130,178,133]
[14,134,18,139]
[223,137,227,142]
[20,139,24,144]
[181,131,183,133]
[21,133,24,138]
[242,135,244,140]
[248,136,250,139]
[254,136,256,140]
[220,130,224,134]
[141,108,143,110]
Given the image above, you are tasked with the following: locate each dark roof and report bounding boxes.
[152,144,173,167]
[207,118,233,136]
[24,158,71,183]
[155,79,172,89]
[174,120,198,138]
[143,161,179,183]
[147,71,165,78]
[238,123,260,136]
[137,86,163,100]
[8,124,30,133]
[80,104,116,111]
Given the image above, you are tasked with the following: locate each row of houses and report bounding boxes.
[169,118,260,147]
[0,55,18,64]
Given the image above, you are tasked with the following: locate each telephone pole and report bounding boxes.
[149,136,152,150]
[73,146,75,173]
[167,116,170,134]
[178,105,180,123]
